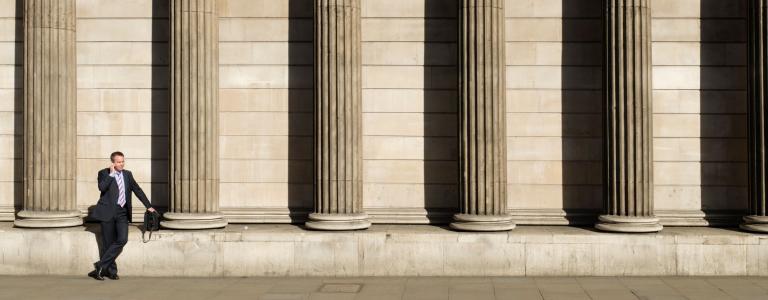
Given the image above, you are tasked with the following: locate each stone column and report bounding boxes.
[306,0,370,230]
[595,0,662,233]
[743,0,768,233]
[450,0,514,231]
[14,0,81,228]
[161,0,227,229]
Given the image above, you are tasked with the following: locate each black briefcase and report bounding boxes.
[142,210,161,243]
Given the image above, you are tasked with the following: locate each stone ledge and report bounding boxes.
[0,223,765,277]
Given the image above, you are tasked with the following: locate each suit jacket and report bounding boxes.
[90,168,152,223]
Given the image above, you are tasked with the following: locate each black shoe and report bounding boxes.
[88,267,105,281]
[107,273,119,280]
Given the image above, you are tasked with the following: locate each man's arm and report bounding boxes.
[97,169,113,192]
[128,171,152,209]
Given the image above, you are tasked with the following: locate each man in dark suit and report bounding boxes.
[88,151,155,281]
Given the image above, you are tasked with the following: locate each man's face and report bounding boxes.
[112,155,125,171]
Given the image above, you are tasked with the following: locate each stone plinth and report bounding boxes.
[0,224,765,276]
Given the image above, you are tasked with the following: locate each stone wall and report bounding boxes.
[652,0,748,225]
[506,0,604,223]
[0,224,765,276]
[0,0,751,226]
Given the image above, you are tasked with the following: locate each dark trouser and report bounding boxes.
[98,206,128,275]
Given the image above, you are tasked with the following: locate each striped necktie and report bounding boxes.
[117,172,126,207]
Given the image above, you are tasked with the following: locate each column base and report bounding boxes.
[450,214,516,231]
[595,215,663,233]
[161,212,228,230]
[14,210,82,228]
[305,213,371,231]
[740,215,768,233]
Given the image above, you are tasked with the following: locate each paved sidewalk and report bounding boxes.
[0,276,766,300]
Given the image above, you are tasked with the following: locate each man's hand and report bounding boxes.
[147,207,156,213]
[109,163,115,174]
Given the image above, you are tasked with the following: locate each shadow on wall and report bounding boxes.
[150,0,171,214]
[560,0,602,225]
[423,0,458,223]
[287,0,314,223]
[83,223,103,269]
[13,0,22,212]
[699,0,749,226]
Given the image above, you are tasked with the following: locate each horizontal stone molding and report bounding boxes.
[366,207,454,224]
[218,207,597,225]
[0,206,14,221]
[69,207,750,227]
[508,209,599,226]
[656,210,746,227]
[219,207,310,224]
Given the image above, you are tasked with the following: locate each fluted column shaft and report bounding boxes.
[743,0,768,233]
[161,0,226,229]
[450,0,514,231]
[306,0,370,230]
[596,0,661,232]
[15,0,81,228]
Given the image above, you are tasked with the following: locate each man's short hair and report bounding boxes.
[110,151,124,162]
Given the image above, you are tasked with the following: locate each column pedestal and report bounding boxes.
[595,216,663,233]
[741,216,768,233]
[306,213,370,231]
[161,213,227,230]
[15,211,81,228]
[450,214,515,232]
